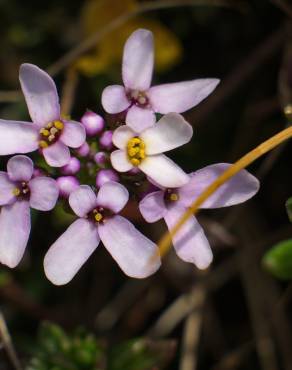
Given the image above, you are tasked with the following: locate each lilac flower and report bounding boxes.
[0,155,59,268]
[81,110,105,137]
[44,182,161,285]
[139,164,260,269]
[96,169,119,187]
[0,64,86,167]
[111,113,192,188]
[102,29,219,132]
[56,176,80,198]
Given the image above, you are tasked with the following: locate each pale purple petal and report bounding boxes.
[0,172,16,206]
[69,185,97,217]
[44,219,99,285]
[29,177,59,211]
[148,79,220,114]
[111,150,133,172]
[141,113,193,155]
[139,154,189,188]
[42,141,70,167]
[0,200,31,268]
[178,163,260,209]
[126,105,156,133]
[0,120,38,155]
[139,191,167,223]
[19,64,60,127]
[122,29,154,90]
[97,182,128,213]
[112,126,135,150]
[164,204,213,269]
[101,85,130,114]
[60,121,86,149]
[98,215,160,278]
[7,155,33,182]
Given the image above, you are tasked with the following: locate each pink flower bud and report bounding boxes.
[81,110,105,136]
[99,130,113,150]
[60,157,81,175]
[96,169,119,187]
[76,142,90,157]
[94,151,107,166]
[57,176,80,198]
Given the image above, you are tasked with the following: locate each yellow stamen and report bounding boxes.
[12,188,20,196]
[47,122,53,129]
[127,137,146,166]
[94,212,103,222]
[40,129,49,136]
[48,135,55,142]
[54,120,64,130]
[170,193,179,201]
[50,127,58,135]
[39,140,48,148]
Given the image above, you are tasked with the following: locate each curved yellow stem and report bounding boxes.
[158,126,292,257]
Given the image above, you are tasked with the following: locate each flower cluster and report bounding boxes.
[0,29,259,285]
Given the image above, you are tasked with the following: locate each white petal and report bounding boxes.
[112,125,135,150]
[139,191,167,223]
[0,120,38,155]
[126,105,156,133]
[44,219,99,285]
[101,85,130,114]
[141,113,193,155]
[60,121,86,149]
[122,29,154,90]
[0,201,31,268]
[178,163,260,209]
[148,79,220,114]
[110,150,133,172]
[69,185,97,217]
[164,204,213,269]
[97,182,129,213]
[0,172,16,206]
[7,155,34,182]
[29,177,59,211]
[98,215,160,278]
[139,155,189,188]
[19,63,60,127]
[42,141,70,167]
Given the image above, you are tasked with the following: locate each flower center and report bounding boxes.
[127,137,146,166]
[12,181,30,198]
[128,90,149,108]
[38,120,64,149]
[165,189,179,203]
[88,206,113,224]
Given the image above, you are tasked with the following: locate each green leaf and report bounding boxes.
[285,197,292,223]
[263,238,292,280]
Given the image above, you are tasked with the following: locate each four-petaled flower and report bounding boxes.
[0,64,86,167]
[44,182,161,285]
[139,164,260,269]
[102,29,219,132]
[0,155,59,268]
[111,112,193,188]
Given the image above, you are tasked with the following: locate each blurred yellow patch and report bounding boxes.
[75,0,182,77]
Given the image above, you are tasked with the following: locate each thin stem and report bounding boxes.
[47,0,245,76]
[0,311,22,370]
[157,126,292,257]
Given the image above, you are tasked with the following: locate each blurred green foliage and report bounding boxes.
[26,322,176,370]
[263,238,292,280]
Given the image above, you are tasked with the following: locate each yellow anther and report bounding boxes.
[170,193,179,201]
[12,188,20,196]
[130,158,141,166]
[39,140,49,148]
[94,212,103,222]
[128,147,139,157]
[46,122,53,129]
[50,127,58,135]
[40,128,50,136]
[48,135,55,142]
[139,149,145,159]
[54,120,64,130]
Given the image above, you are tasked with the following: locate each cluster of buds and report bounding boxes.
[0,29,259,285]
